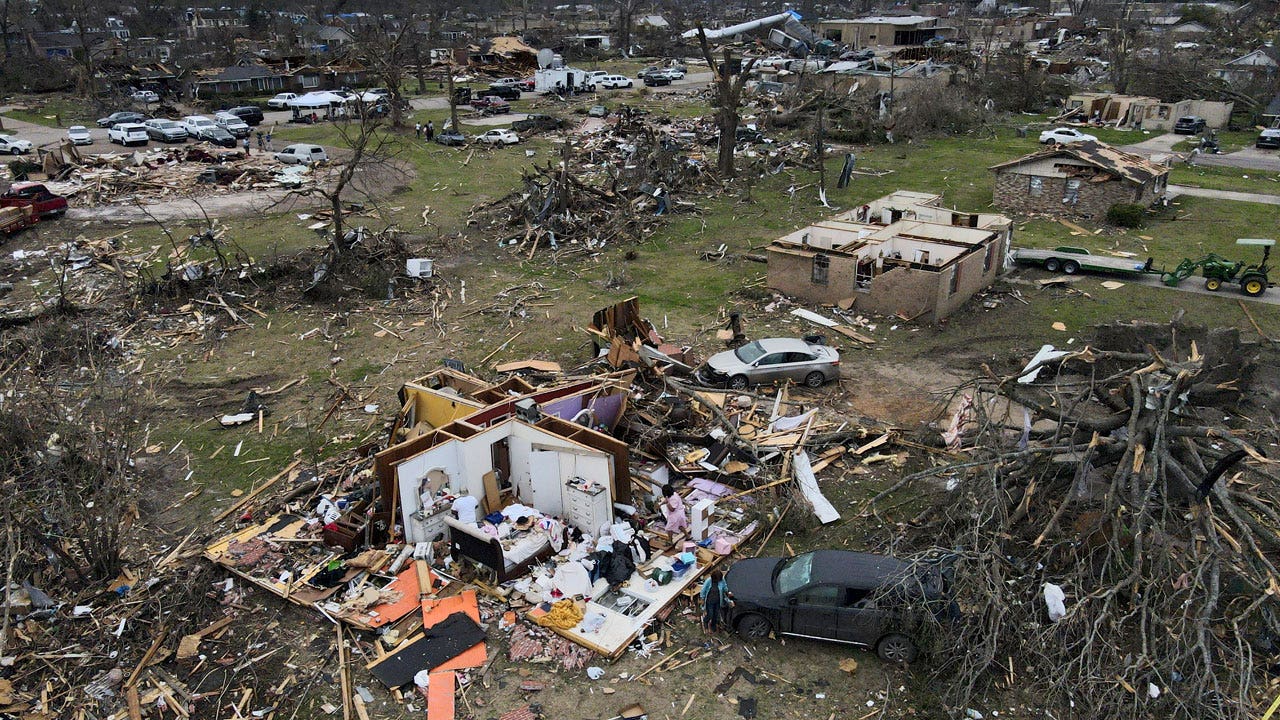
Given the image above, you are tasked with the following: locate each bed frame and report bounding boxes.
[444,516,553,583]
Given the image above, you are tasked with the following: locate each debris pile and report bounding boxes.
[872,322,1280,720]
[41,146,335,206]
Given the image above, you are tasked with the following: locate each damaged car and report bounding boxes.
[696,338,840,390]
[726,550,956,663]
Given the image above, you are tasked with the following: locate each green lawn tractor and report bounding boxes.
[1160,238,1273,297]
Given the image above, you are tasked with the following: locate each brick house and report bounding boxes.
[990,142,1169,220]
[766,191,1013,323]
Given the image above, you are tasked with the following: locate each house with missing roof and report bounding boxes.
[990,141,1170,219]
[767,192,1013,323]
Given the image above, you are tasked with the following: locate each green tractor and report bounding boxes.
[1160,238,1273,297]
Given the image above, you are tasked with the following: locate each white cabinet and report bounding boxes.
[563,478,611,535]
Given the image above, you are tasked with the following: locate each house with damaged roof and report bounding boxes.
[767,191,1013,323]
[990,141,1169,219]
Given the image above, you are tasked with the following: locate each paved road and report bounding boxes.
[1126,271,1280,306]
[1123,131,1280,172]
[1168,184,1280,205]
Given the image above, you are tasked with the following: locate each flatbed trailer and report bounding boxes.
[1013,246,1154,276]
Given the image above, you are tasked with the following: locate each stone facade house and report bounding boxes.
[767,192,1012,323]
[990,142,1169,220]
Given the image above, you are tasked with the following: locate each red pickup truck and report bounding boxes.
[0,182,68,219]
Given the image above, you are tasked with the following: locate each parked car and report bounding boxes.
[436,130,467,147]
[696,338,840,389]
[658,67,685,80]
[490,77,522,88]
[598,74,634,89]
[108,123,149,146]
[587,105,608,118]
[726,550,954,663]
[1255,128,1280,150]
[226,105,265,126]
[485,84,521,101]
[97,111,147,128]
[180,115,217,138]
[477,129,520,146]
[274,143,328,164]
[214,112,251,138]
[66,126,93,145]
[132,90,159,104]
[267,93,298,109]
[143,119,188,143]
[200,125,237,148]
[643,73,672,87]
[471,96,511,114]
[1173,115,1206,135]
[1039,127,1097,144]
[511,114,566,133]
[0,182,68,219]
[0,134,34,155]
[516,78,536,92]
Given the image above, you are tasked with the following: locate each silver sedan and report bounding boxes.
[696,338,840,390]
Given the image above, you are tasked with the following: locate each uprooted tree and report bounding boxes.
[873,323,1280,719]
[696,25,758,178]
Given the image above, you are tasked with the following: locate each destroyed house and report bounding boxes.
[768,192,1012,323]
[375,370,633,554]
[990,141,1169,219]
[815,16,954,47]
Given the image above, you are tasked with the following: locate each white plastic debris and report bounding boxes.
[1044,582,1067,622]
[586,666,605,680]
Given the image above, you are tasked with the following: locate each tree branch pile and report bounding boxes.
[467,114,715,257]
[876,322,1280,719]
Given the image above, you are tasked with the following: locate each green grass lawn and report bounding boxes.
[1171,129,1258,154]
[1,97,98,127]
[1169,164,1280,194]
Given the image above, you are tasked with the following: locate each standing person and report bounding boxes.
[700,569,731,633]
[661,484,688,534]
[415,121,422,139]
[426,120,435,142]
[450,489,480,525]
[242,135,250,155]
[265,128,274,152]
[256,131,264,151]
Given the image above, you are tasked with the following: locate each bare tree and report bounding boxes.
[696,25,759,178]
[357,23,410,128]
[615,0,640,57]
[45,0,105,97]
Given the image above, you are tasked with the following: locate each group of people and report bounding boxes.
[414,121,436,142]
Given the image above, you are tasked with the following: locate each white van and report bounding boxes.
[598,74,634,89]
[274,143,328,165]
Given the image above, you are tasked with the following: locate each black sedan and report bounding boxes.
[97,111,147,128]
[643,73,671,87]
[1173,115,1206,135]
[726,550,953,663]
[201,126,237,148]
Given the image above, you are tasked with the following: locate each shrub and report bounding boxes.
[1106,203,1146,228]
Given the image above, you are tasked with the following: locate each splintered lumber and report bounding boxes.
[213,459,301,522]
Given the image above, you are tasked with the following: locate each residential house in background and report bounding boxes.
[767,191,1012,323]
[190,62,286,97]
[1213,46,1279,83]
[187,9,246,39]
[990,142,1169,219]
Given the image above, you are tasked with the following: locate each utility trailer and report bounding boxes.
[1013,246,1154,276]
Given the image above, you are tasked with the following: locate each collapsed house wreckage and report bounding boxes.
[19,142,333,207]
[192,299,907,715]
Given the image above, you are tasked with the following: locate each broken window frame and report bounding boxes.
[1064,178,1081,204]
[811,253,830,285]
[1028,176,1044,197]
[949,265,961,296]
[984,242,996,273]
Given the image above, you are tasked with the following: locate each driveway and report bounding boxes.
[1168,184,1280,206]
[1192,144,1280,172]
